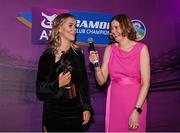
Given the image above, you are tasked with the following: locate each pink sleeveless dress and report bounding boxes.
[106,43,147,132]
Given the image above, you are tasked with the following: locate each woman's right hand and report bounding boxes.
[58,71,71,87]
[89,51,99,64]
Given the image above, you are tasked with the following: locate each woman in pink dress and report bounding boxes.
[89,14,150,132]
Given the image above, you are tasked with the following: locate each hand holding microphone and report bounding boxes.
[88,37,99,68]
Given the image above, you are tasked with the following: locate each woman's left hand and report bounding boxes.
[128,110,139,130]
[82,111,91,125]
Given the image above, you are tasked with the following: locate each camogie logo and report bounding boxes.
[131,19,146,41]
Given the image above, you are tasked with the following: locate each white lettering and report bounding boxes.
[76,20,109,29]
[86,29,109,35]
[41,12,57,29]
[40,30,48,40]
[76,29,86,34]
[79,20,88,28]
[89,21,99,29]
[76,20,81,27]
[99,22,109,29]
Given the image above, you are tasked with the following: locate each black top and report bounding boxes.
[36,46,94,123]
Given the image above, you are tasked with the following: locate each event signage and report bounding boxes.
[32,7,112,45]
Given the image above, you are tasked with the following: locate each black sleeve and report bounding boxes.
[78,52,94,115]
[36,52,63,101]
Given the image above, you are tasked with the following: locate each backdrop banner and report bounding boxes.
[32,7,112,45]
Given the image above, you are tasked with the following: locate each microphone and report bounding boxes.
[88,37,99,67]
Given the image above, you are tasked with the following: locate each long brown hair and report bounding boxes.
[109,14,137,42]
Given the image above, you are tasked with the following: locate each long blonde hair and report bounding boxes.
[48,13,79,54]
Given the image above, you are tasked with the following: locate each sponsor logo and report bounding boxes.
[17,10,145,44]
[32,8,112,45]
[132,19,146,41]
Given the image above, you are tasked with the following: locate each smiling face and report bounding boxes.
[109,14,137,42]
[59,17,77,43]
[110,20,124,42]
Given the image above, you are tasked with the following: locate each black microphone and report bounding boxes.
[88,37,99,67]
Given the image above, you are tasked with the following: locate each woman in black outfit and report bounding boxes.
[36,13,93,132]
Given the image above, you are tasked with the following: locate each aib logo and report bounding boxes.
[131,19,146,41]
